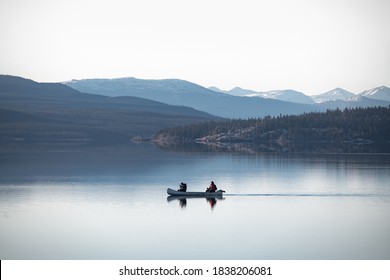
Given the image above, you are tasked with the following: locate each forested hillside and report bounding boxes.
[154,107,390,145]
[0,75,220,143]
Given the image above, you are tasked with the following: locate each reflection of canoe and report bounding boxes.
[167,188,224,197]
[167,195,223,202]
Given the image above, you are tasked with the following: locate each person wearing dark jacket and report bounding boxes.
[178,182,187,192]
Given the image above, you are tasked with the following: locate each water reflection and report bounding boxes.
[167,196,223,209]
[155,141,390,154]
[1,142,390,259]
[207,198,217,208]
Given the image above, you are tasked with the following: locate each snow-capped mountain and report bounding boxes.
[318,95,390,110]
[346,96,365,102]
[312,88,355,103]
[208,86,259,96]
[209,87,315,104]
[66,78,317,119]
[359,86,390,102]
[249,90,316,104]
[226,87,259,96]
[65,77,389,119]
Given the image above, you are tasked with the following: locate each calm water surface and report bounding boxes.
[0,143,389,259]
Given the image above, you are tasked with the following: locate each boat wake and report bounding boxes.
[224,193,386,197]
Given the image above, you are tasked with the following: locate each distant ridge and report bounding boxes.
[359,86,390,102]
[317,96,389,110]
[3,74,389,122]
[208,86,315,104]
[209,84,390,105]
[66,78,318,118]
[312,88,355,103]
[226,87,259,96]
[0,75,220,142]
[249,90,316,105]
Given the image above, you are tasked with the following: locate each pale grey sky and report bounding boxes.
[0,0,389,95]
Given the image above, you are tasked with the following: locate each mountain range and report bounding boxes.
[66,78,389,119]
[209,85,390,104]
[65,78,317,118]
[0,75,219,143]
[1,74,389,144]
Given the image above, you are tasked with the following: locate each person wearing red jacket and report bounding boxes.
[206,181,217,192]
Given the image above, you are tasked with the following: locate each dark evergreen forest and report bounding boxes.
[155,107,390,145]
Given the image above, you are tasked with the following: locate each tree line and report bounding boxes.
[154,106,390,144]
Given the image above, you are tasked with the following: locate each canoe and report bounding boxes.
[167,188,224,197]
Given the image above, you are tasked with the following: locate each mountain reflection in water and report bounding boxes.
[1,142,390,259]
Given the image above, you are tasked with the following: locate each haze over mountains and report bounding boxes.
[65,78,317,118]
[210,86,316,104]
[0,75,219,142]
[1,74,389,144]
[310,88,354,103]
[209,85,390,103]
[359,86,390,101]
[66,77,389,119]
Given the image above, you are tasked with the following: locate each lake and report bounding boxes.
[0,143,389,259]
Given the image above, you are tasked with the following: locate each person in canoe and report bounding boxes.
[178,182,187,192]
[206,181,217,192]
